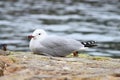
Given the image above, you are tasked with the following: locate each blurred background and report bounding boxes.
[0,0,120,58]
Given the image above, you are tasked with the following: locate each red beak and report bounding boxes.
[28,35,34,39]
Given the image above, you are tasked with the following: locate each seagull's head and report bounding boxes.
[28,29,47,40]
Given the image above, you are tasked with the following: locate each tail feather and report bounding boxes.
[81,41,97,47]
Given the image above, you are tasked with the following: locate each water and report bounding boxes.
[0,0,120,58]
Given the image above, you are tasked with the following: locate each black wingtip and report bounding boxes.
[81,41,97,47]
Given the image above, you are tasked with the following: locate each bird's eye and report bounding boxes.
[38,33,41,35]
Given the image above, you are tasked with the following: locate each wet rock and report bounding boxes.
[0,44,9,56]
[0,44,7,51]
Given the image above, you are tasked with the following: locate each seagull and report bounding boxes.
[28,29,97,57]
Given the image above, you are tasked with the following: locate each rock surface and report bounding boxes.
[0,52,119,80]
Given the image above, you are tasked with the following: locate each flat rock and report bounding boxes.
[0,50,9,56]
[0,52,120,80]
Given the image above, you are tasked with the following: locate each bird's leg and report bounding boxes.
[73,51,78,57]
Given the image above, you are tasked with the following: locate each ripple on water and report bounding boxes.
[0,0,120,57]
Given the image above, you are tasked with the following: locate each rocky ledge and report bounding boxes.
[0,51,120,80]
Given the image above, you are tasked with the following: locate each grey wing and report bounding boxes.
[40,36,84,56]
